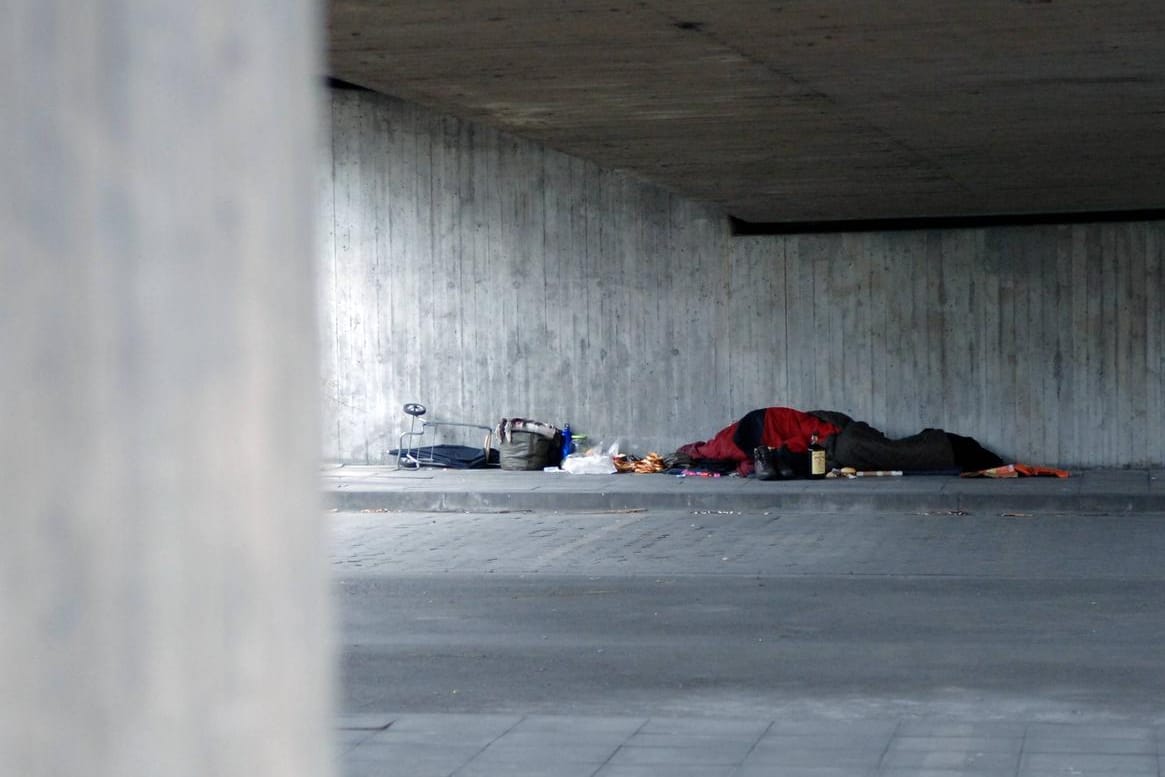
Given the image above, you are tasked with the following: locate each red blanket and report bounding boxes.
[679,407,840,475]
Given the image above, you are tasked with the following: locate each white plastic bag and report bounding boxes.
[561,452,616,474]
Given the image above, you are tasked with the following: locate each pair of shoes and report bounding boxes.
[754,445,799,480]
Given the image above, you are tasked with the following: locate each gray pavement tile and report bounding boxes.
[734,766,876,777]
[343,752,470,777]
[472,741,620,764]
[887,735,1022,754]
[756,733,895,752]
[346,741,482,762]
[876,770,1006,777]
[895,721,1026,739]
[496,731,633,745]
[1024,722,1156,741]
[1019,752,1159,774]
[1020,735,1157,754]
[594,766,737,777]
[743,744,884,768]
[761,719,899,739]
[638,717,771,738]
[455,762,601,777]
[512,714,646,736]
[344,762,453,777]
[608,741,753,765]
[879,748,1020,771]
[627,732,763,749]
[492,730,633,748]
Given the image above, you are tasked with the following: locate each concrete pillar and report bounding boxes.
[0,3,331,777]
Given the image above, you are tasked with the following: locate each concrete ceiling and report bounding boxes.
[327,1,1165,226]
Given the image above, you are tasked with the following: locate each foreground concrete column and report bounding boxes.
[1,3,331,777]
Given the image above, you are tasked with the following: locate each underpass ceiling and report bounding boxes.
[327,1,1165,225]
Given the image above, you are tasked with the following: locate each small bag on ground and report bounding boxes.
[498,430,560,470]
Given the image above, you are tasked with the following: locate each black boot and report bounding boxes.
[754,446,779,480]
[775,445,800,479]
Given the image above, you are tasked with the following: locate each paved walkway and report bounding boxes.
[338,712,1165,777]
[323,465,1165,514]
[328,465,1165,776]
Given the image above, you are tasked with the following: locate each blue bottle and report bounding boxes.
[561,424,573,462]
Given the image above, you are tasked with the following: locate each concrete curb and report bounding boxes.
[324,487,1165,515]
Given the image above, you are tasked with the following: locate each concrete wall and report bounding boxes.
[320,87,1165,468]
[2,3,332,776]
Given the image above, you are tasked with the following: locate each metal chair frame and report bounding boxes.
[395,402,493,470]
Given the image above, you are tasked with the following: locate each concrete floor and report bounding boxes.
[330,489,1165,776]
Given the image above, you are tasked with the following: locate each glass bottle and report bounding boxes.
[809,433,827,479]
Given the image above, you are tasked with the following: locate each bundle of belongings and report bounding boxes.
[493,417,564,470]
[677,407,1067,479]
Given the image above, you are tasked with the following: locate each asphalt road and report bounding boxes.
[331,508,1165,723]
